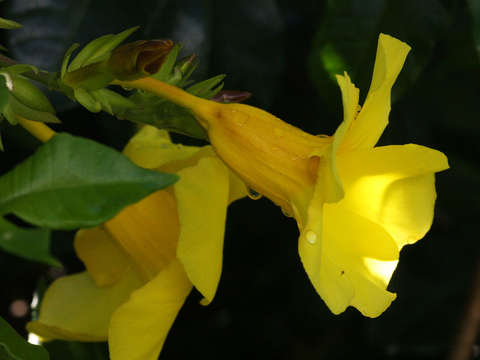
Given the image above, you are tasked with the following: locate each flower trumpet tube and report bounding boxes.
[116,33,449,317]
[27,126,246,360]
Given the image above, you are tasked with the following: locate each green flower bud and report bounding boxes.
[0,72,59,124]
[108,40,174,81]
[9,75,55,113]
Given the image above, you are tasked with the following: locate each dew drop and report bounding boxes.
[247,187,262,200]
[305,230,317,244]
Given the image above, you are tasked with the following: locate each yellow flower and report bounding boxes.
[27,125,246,360]
[117,33,449,317]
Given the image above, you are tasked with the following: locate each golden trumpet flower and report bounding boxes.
[116,33,449,317]
[27,126,246,359]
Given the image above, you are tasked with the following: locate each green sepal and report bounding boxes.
[0,133,179,229]
[124,74,225,139]
[4,64,39,76]
[67,26,139,72]
[123,100,207,139]
[152,44,181,82]
[60,43,80,79]
[0,17,22,30]
[0,217,60,267]
[90,88,135,116]
[186,74,225,98]
[0,316,49,360]
[74,87,102,112]
[176,55,199,86]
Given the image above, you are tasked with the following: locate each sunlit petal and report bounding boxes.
[342,34,411,150]
[338,144,449,248]
[27,269,142,341]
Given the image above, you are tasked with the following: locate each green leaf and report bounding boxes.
[0,217,60,266]
[0,133,178,229]
[68,27,138,72]
[0,17,22,30]
[0,316,49,360]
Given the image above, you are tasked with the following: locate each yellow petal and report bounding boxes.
[228,170,248,203]
[348,268,397,318]
[324,71,360,202]
[108,259,192,360]
[342,34,411,150]
[335,72,360,152]
[296,73,357,245]
[300,201,399,316]
[175,156,230,304]
[123,125,201,169]
[74,226,132,287]
[105,189,179,280]
[27,269,142,341]
[338,144,449,249]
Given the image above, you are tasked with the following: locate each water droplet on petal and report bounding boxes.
[247,187,262,200]
[305,230,317,244]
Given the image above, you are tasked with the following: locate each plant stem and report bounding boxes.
[113,77,210,114]
[16,116,56,143]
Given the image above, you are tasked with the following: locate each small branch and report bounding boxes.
[448,260,480,360]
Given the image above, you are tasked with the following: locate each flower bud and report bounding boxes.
[9,75,55,113]
[108,40,174,81]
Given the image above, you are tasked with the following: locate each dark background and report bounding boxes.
[1,0,479,359]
